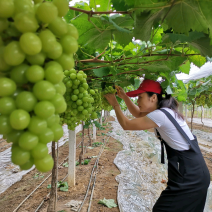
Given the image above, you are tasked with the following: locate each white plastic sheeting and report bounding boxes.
[109,118,212,212]
[0,124,82,195]
[109,119,167,211]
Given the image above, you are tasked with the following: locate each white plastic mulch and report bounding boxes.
[108,118,212,212]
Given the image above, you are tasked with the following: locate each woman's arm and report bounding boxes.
[117,86,147,118]
[122,95,148,118]
[105,94,158,130]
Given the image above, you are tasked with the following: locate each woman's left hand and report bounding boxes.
[104,94,119,107]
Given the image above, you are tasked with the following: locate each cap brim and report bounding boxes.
[126,89,146,97]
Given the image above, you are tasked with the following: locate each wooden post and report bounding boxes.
[100,110,102,125]
[68,130,76,187]
[93,122,96,142]
[47,141,57,212]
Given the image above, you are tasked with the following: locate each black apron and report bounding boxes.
[153,109,210,212]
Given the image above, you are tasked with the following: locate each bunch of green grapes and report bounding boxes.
[89,88,102,113]
[61,69,98,131]
[0,0,78,172]
[102,86,116,111]
[206,94,212,108]
[196,95,206,106]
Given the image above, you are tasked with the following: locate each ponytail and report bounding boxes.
[146,92,184,120]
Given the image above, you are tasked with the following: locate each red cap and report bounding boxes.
[126,79,162,97]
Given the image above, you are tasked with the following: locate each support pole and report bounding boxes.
[185,105,188,122]
[93,123,96,142]
[68,130,76,187]
[100,110,102,125]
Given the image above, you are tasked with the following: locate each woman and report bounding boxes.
[104,79,210,212]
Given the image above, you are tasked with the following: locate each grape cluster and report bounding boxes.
[206,94,212,108]
[61,69,98,131]
[196,95,206,106]
[89,88,102,113]
[102,86,117,111]
[0,0,78,172]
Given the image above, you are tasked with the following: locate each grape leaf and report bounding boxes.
[93,67,110,77]
[179,61,190,74]
[189,35,212,57]
[165,31,205,44]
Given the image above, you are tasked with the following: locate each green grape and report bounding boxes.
[11,146,30,165]
[20,158,34,170]
[36,2,58,24]
[26,52,46,66]
[34,101,55,119]
[0,0,14,18]
[28,116,47,135]
[64,70,70,76]
[14,0,34,16]
[66,24,79,40]
[50,123,63,141]
[56,53,74,70]
[54,82,66,95]
[39,29,56,52]
[33,80,56,100]
[31,143,48,159]
[48,17,68,37]
[60,35,78,54]
[34,154,54,172]
[20,32,42,55]
[50,93,67,113]
[33,0,43,4]
[0,18,9,33]
[70,73,76,80]
[39,128,54,144]
[19,131,39,150]
[7,130,23,144]
[53,0,69,17]
[45,63,64,84]
[10,63,29,84]
[0,97,16,115]
[3,41,25,66]
[25,65,45,83]
[0,115,12,134]
[16,91,37,112]
[14,12,39,33]
[46,114,57,127]
[0,78,16,97]
[10,109,30,130]
[46,42,62,59]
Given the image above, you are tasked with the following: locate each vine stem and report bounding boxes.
[69,6,130,15]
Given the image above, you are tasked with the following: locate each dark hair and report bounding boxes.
[146,92,184,120]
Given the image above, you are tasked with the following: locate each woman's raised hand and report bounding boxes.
[115,86,127,99]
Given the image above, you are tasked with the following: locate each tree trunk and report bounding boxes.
[47,141,57,212]
[201,106,204,127]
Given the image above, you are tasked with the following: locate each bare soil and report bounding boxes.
[0,118,212,212]
[0,117,122,212]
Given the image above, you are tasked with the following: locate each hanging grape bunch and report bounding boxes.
[0,0,79,172]
[102,86,117,111]
[196,95,206,106]
[207,94,212,108]
[61,69,98,131]
[89,88,102,113]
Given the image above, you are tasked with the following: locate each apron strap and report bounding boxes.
[159,109,193,147]
[155,129,165,164]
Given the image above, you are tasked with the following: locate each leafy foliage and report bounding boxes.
[66,0,212,113]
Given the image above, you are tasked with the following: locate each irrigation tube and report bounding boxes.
[12,139,84,212]
[78,136,110,212]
